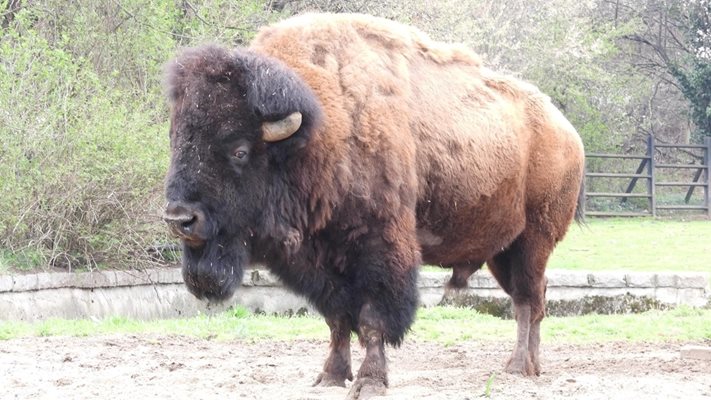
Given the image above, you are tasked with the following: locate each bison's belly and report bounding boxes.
[417,225,520,267]
[415,190,526,267]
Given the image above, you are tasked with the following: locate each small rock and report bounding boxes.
[55,378,72,386]
[681,345,711,361]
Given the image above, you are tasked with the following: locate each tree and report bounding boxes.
[615,0,711,142]
[670,1,711,138]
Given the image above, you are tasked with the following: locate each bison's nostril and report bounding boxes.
[163,201,204,241]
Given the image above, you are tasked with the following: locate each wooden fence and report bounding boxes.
[584,135,711,217]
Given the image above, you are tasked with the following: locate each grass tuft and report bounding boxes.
[1,306,709,343]
[484,372,496,398]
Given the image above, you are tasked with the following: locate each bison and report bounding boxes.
[162,13,585,399]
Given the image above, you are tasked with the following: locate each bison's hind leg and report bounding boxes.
[487,228,554,377]
[445,261,484,291]
[441,261,484,306]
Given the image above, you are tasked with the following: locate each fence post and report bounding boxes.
[647,135,656,217]
[705,136,711,218]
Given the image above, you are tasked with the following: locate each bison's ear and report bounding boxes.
[236,50,322,149]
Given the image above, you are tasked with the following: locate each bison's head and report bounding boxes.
[162,45,321,301]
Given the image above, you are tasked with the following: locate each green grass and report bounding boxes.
[548,218,711,271]
[1,306,709,343]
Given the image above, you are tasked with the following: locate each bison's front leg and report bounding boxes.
[314,317,354,387]
[346,303,388,400]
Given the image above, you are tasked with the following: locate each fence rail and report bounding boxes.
[584,135,710,217]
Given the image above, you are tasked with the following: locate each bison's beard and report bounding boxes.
[181,236,248,302]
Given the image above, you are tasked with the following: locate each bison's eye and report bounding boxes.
[231,144,250,163]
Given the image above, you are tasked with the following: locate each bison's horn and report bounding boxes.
[261,112,302,142]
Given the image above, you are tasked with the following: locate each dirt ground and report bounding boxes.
[1,335,710,400]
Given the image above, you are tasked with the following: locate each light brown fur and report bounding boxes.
[252,13,583,267]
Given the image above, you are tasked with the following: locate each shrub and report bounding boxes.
[0,0,277,270]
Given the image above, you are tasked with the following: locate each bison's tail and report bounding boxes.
[574,161,586,225]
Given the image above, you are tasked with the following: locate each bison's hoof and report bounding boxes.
[531,359,541,376]
[313,371,350,387]
[346,377,387,400]
[505,355,538,376]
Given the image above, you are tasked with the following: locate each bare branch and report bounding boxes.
[183,1,209,26]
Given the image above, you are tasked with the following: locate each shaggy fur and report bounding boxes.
[164,13,584,398]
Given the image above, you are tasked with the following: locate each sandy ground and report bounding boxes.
[1,335,710,400]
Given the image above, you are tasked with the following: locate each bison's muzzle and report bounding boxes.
[164,201,246,302]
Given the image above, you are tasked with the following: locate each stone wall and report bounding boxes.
[0,268,708,321]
